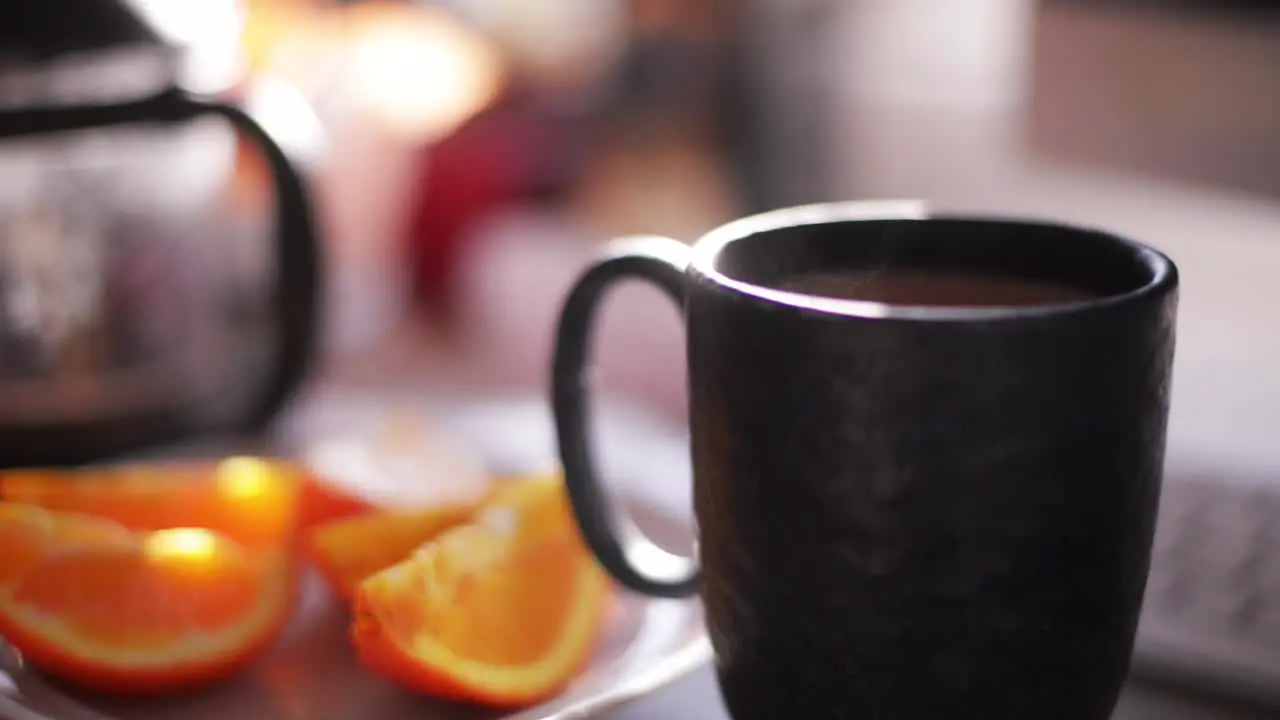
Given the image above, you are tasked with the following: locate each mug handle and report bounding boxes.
[0,88,321,432]
[552,236,700,599]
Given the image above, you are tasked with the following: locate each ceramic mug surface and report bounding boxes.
[552,201,1178,719]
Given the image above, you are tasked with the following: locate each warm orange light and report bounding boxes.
[144,528,221,564]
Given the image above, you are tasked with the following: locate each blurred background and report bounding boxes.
[256,0,1280,467]
[1,2,1279,715]
[0,0,1278,464]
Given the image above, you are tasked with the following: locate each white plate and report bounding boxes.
[0,393,708,720]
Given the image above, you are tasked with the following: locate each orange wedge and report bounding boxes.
[298,474,377,529]
[0,504,136,589]
[352,474,609,708]
[308,503,478,602]
[0,458,301,548]
[0,525,293,694]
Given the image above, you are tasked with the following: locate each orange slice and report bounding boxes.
[0,526,293,694]
[0,504,136,589]
[0,458,301,548]
[352,474,609,708]
[308,503,478,602]
[296,471,378,530]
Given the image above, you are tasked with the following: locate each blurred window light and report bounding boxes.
[339,5,505,143]
[127,0,247,92]
[243,75,327,167]
[128,0,243,47]
[441,0,625,83]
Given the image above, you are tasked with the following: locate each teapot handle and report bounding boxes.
[0,88,321,433]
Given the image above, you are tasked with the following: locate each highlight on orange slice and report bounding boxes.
[0,458,302,548]
[0,526,293,695]
[352,474,609,708]
[308,503,478,602]
[0,504,136,590]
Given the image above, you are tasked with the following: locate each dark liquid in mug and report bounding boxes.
[781,268,1097,307]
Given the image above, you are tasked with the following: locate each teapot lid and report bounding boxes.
[0,0,164,61]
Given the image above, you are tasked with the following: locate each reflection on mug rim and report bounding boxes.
[688,199,1177,322]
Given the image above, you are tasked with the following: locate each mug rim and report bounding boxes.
[688,200,1178,322]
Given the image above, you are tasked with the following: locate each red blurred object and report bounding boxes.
[404,89,581,324]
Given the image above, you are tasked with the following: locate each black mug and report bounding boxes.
[552,201,1178,719]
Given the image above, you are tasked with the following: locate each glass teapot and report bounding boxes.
[0,0,320,467]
